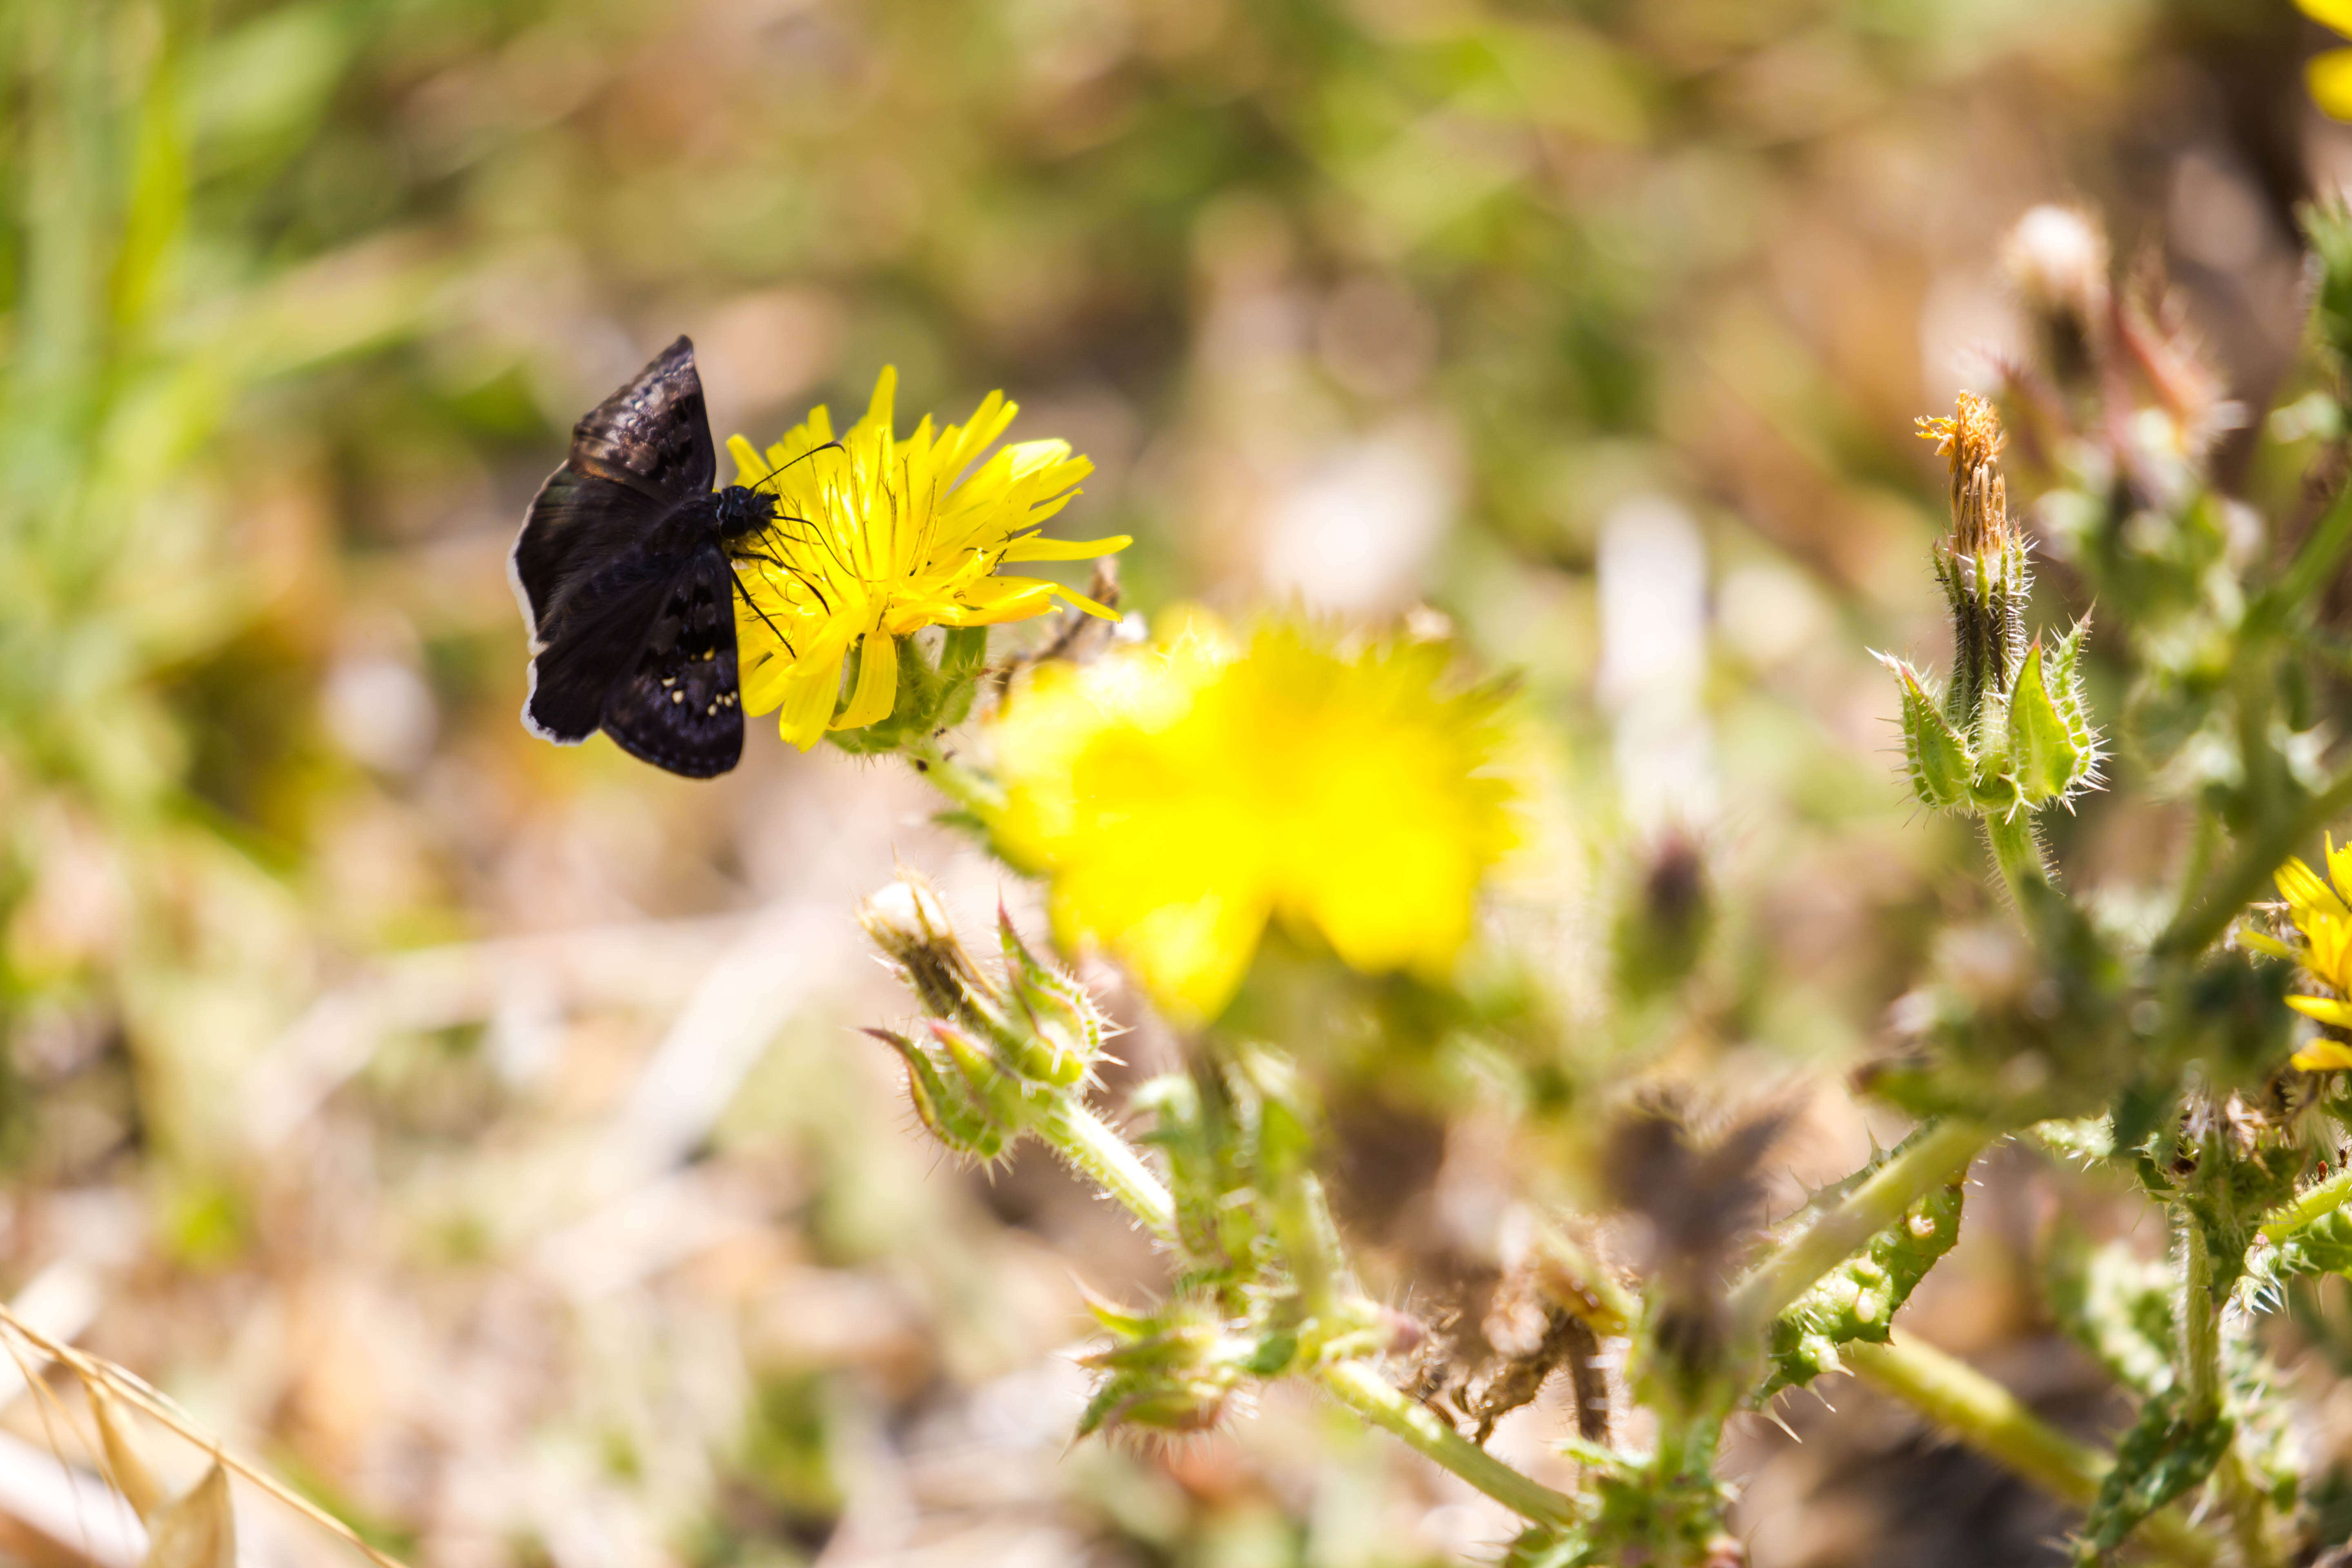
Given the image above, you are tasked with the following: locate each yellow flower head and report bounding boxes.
[2301,0,2352,121]
[987,614,1521,1023]
[726,368,1129,749]
[2247,836,2352,1070]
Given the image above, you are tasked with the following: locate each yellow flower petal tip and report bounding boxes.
[2311,49,2352,122]
[2294,1039,2352,1073]
[985,615,1522,1023]
[724,369,1123,750]
[2268,838,2352,1063]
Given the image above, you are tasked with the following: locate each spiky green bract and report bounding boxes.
[1878,619,2102,820]
[2305,198,2352,376]
[1079,1060,1420,1442]
[2262,1198,2352,1281]
[1757,1130,1967,1399]
[1932,537,2031,730]
[2077,1388,2233,1562]
[1501,1466,1739,1568]
[1880,654,1973,809]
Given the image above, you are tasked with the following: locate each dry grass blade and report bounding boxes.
[90,1390,163,1525]
[0,1303,409,1568]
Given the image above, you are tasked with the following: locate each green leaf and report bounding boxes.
[1760,1130,1968,1398]
[2078,1388,2232,1559]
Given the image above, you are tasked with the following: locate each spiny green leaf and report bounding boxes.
[1760,1130,1968,1399]
[2078,1388,2232,1559]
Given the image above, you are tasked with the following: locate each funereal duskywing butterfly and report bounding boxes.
[509,336,784,778]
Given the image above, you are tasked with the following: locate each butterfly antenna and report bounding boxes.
[749,439,846,496]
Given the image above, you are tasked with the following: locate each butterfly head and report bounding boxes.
[713,484,780,541]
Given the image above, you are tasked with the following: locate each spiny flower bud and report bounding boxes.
[1918,394,2026,726]
[2002,205,2109,392]
[999,908,1110,1088]
[1075,1292,1251,1439]
[862,1027,1007,1160]
[860,875,991,1030]
[1886,396,2102,821]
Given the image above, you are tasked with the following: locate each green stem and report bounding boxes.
[2181,1218,2280,1568]
[1845,1335,2217,1568]
[2261,1166,2352,1245]
[1316,1359,1579,1529]
[1727,1119,1997,1336]
[2156,765,2352,958]
[1981,810,2058,924]
[2263,475,2352,626]
[1034,1100,1176,1236]
[904,737,1005,819]
[2181,1218,2223,1418]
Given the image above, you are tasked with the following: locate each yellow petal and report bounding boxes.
[2300,0,2352,37]
[2239,929,2303,963]
[1000,533,1132,562]
[832,632,900,731]
[2279,855,2348,920]
[2287,994,2352,1029]
[2295,1038,2352,1071]
[2310,48,2352,122]
[1051,586,1121,621]
[728,434,771,487]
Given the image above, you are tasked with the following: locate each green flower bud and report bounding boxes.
[862,1027,1006,1160]
[999,908,1107,1088]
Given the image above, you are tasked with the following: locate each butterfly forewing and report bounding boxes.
[597,545,744,777]
[568,335,716,502]
[510,335,747,777]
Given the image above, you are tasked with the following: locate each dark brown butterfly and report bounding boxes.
[509,337,786,778]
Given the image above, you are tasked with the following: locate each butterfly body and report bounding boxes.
[510,338,780,778]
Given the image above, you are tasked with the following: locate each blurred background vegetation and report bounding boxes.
[0,0,2343,1564]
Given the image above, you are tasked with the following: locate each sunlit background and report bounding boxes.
[0,1,2341,1565]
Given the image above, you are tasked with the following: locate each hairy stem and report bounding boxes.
[1727,1118,1996,1336]
[1036,1099,1176,1236]
[904,737,1006,818]
[2181,1219,2281,1568]
[1845,1334,2217,1568]
[1981,810,2059,922]
[1317,1359,1579,1529]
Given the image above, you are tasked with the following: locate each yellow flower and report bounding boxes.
[2246,837,2352,1070]
[726,368,1129,750]
[987,614,1520,1023]
[2298,0,2352,121]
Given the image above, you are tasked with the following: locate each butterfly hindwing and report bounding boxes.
[596,544,744,778]
[510,464,668,637]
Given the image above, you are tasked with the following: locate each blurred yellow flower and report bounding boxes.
[2299,0,2352,121]
[987,615,1520,1022]
[2246,838,2352,1070]
[726,368,1128,750]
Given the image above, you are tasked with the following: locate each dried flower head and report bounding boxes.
[1915,392,2011,557]
[2001,205,2109,389]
